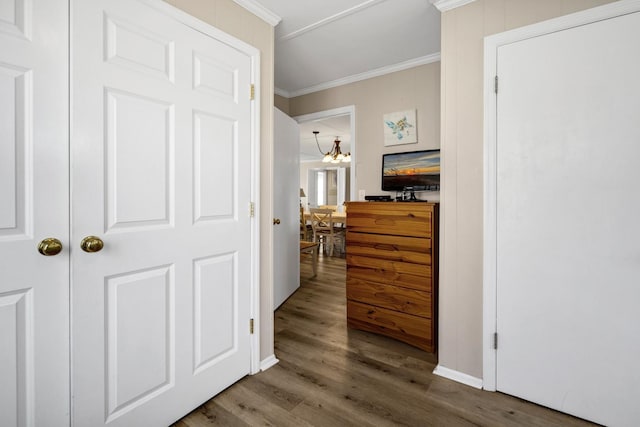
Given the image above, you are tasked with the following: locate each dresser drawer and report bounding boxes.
[347,300,433,352]
[346,202,434,238]
[347,278,432,318]
[346,232,432,265]
[346,254,432,291]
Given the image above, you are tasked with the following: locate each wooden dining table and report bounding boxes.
[302,210,347,225]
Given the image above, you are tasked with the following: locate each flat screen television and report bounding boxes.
[381,149,440,192]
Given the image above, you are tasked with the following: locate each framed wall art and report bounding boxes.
[383,109,417,146]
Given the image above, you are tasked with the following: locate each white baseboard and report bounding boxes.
[259,354,279,371]
[433,365,483,389]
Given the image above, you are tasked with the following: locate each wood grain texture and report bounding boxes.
[346,255,432,288]
[175,254,597,427]
[347,278,432,317]
[345,202,437,352]
[347,300,433,351]
[346,231,432,264]
[345,201,434,238]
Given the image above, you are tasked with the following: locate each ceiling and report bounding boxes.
[252,0,442,98]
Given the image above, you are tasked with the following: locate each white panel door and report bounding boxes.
[495,10,640,427]
[0,0,69,425]
[71,0,254,425]
[273,107,300,309]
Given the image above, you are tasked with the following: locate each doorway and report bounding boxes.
[295,106,356,206]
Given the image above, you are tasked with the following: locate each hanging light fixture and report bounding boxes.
[313,131,351,163]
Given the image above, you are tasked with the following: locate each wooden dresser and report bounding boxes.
[345,201,438,352]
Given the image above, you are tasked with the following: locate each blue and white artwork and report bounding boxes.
[383,109,417,146]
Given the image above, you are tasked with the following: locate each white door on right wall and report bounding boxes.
[495,9,640,427]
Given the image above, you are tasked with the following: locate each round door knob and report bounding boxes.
[80,236,104,253]
[38,238,63,256]
[273,218,281,225]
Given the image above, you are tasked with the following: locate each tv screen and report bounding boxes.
[382,149,440,192]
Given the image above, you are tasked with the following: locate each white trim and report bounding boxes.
[143,0,260,55]
[249,50,262,375]
[293,106,357,200]
[486,0,640,47]
[433,365,483,389]
[232,0,281,26]
[483,0,640,392]
[279,0,386,41]
[280,53,441,98]
[430,0,477,13]
[482,28,498,392]
[259,354,279,371]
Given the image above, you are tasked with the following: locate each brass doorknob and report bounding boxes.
[80,236,104,253]
[273,218,281,225]
[38,238,63,256]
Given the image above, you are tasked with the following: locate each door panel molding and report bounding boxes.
[0,64,32,239]
[0,0,32,40]
[105,265,175,422]
[0,289,34,427]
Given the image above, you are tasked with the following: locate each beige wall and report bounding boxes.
[274,94,290,115]
[439,0,616,379]
[163,0,276,362]
[289,63,441,201]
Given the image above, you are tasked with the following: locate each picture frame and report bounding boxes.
[383,109,417,146]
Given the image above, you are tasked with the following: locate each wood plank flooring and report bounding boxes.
[174,254,597,426]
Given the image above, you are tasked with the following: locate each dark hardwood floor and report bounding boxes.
[175,254,596,426]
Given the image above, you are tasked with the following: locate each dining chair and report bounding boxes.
[300,207,312,241]
[309,208,345,257]
[320,205,346,229]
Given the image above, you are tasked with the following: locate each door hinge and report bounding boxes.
[494,75,499,94]
[250,84,255,100]
[249,202,255,218]
[493,332,498,350]
[250,318,254,334]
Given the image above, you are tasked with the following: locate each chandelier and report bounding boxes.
[313,131,351,163]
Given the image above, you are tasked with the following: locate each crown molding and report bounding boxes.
[279,0,386,41]
[430,0,477,12]
[277,53,440,98]
[232,0,281,26]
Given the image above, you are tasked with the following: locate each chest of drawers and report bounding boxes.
[345,201,438,352]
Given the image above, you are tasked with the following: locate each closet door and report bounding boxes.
[494,9,640,426]
[71,0,255,425]
[0,0,69,425]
